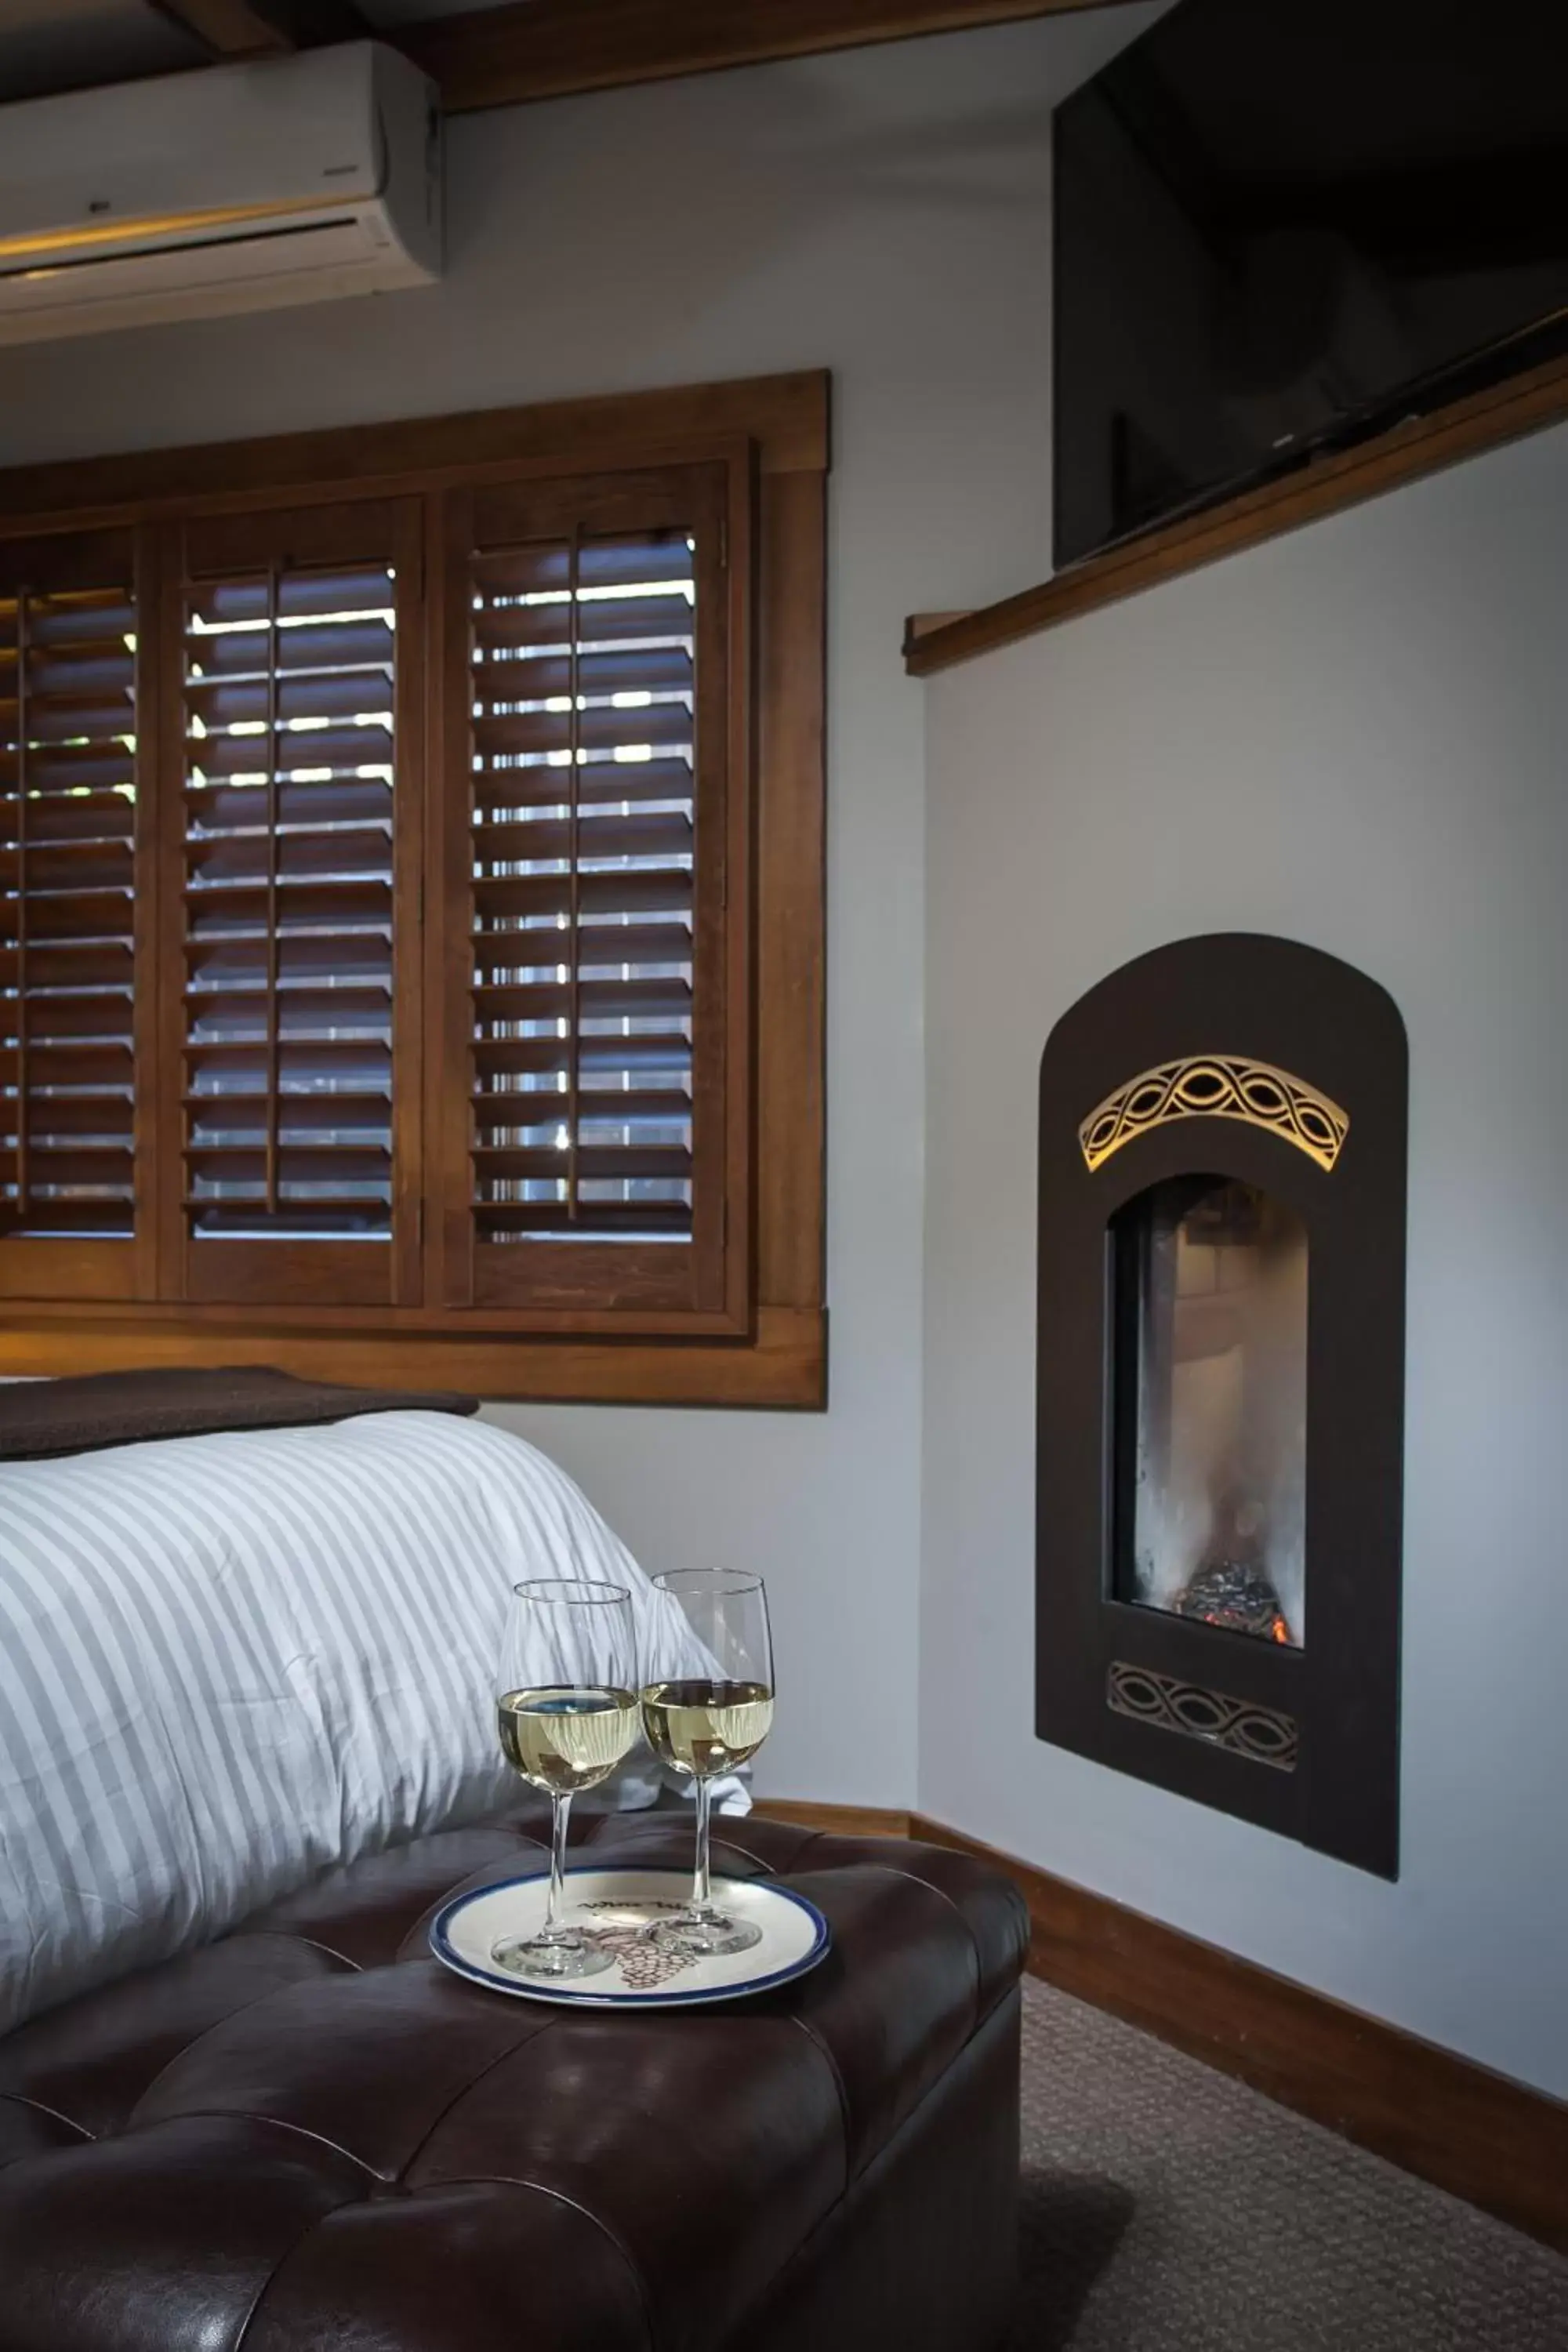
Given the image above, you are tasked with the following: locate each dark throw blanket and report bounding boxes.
[0,1366,480,1462]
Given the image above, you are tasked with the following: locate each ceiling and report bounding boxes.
[0,0,515,103]
[0,3,1134,121]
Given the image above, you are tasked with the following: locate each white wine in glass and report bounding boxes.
[642,1570,775,1958]
[492,1579,639,1980]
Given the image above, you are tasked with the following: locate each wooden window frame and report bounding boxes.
[0,371,828,1407]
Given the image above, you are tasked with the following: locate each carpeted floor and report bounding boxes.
[1011,1979,1568,2351]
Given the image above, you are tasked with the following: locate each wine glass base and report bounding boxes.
[492,1933,614,1981]
[655,1912,764,1959]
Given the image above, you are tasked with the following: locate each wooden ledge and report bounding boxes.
[905,351,1568,676]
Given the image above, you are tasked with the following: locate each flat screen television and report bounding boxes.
[1053,0,1568,570]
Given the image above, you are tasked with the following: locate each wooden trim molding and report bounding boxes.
[752,1798,911,1838]
[905,350,1568,675]
[909,1815,1568,2254]
[0,371,829,531]
[405,1,1123,117]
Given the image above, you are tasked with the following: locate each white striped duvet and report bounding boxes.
[0,1410,712,2033]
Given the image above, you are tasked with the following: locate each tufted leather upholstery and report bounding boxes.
[0,1804,1028,2351]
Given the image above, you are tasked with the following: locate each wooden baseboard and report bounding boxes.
[752,1798,912,1838]
[908,1814,1568,2254]
[753,1798,1568,2250]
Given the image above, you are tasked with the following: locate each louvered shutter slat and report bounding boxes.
[471,760,695,815]
[474,977,693,1024]
[476,811,693,866]
[470,1029,691,1079]
[470,1200,694,1238]
[474,920,691,971]
[187,877,390,934]
[4,787,136,844]
[188,985,392,1036]
[2,942,132,993]
[193,778,393,832]
[187,673,392,729]
[8,692,134,742]
[474,869,694,924]
[180,547,398,1248]
[187,725,395,780]
[473,702,696,760]
[189,1040,391,1090]
[188,829,392,887]
[474,543,695,593]
[474,590,696,654]
[482,647,694,700]
[1,837,133,892]
[2,571,139,1243]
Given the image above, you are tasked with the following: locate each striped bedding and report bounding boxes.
[0,1410,725,2033]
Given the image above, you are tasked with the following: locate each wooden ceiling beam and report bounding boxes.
[405,0,1127,118]
[146,0,371,57]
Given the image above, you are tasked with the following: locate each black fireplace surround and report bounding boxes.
[1036,935,1406,1877]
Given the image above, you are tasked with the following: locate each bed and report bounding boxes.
[0,1391,731,2033]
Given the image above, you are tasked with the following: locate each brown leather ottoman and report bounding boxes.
[0,1806,1028,2350]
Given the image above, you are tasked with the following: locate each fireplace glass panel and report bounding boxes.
[1111,1178,1306,1646]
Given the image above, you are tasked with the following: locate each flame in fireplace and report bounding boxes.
[1184,1597,1294,1645]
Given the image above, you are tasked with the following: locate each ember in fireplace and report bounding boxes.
[1174,1559,1294,1645]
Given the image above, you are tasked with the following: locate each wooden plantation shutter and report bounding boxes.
[1,529,151,1301]
[434,461,750,1327]
[0,375,827,1401]
[158,500,423,1307]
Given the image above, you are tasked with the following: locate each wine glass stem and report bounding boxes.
[546,1790,572,1938]
[691,1772,713,1915]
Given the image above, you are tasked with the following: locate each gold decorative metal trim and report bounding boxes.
[1107,1663,1298,1773]
[1079,1055,1348,1174]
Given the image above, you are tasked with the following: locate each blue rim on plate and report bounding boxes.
[430,1866,832,2009]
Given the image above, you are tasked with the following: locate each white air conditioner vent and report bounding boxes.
[0,42,441,345]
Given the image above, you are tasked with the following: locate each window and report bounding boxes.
[0,375,826,1406]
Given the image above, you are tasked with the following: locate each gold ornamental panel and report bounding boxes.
[1079,1054,1348,1175]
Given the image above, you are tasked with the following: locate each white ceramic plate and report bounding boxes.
[430,1867,831,2009]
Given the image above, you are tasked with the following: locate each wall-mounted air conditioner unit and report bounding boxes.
[0,42,441,346]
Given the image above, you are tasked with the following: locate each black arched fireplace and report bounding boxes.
[1036,935,1407,1877]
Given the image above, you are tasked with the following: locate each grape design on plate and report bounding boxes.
[576,1900,703,1989]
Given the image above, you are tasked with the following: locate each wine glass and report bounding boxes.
[492,1578,639,1980]
[641,1569,775,1957]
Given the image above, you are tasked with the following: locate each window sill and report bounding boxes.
[0,1304,826,1410]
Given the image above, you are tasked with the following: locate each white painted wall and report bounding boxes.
[14,10,1552,2086]
[0,16,1150,1807]
[922,420,1568,2093]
